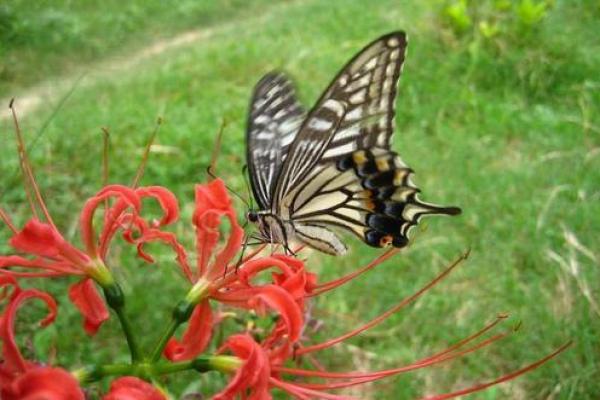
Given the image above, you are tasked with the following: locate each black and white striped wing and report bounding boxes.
[273,32,461,255]
[246,72,306,209]
[274,32,407,207]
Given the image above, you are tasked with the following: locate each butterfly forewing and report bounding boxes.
[246,72,306,209]
[273,32,408,208]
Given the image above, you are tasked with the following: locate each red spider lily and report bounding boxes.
[0,185,178,335]
[0,276,85,400]
[0,106,180,335]
[211,253,571,400]
[103,377,166,400]
[146,179,309,362]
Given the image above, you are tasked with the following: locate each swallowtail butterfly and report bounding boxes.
[245,31,460,255]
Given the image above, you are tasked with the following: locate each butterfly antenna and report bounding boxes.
[208,119,227,180]
[205,166,250,208]
[241,164,254,210]
[205,120,251,208]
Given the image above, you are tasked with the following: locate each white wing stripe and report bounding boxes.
[307,118,334,131]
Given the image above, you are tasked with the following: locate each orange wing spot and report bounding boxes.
[393,169,409,186]
[365,199,376,211]
[352,150,368,165]
[379,235,393,247]
[375,157,390,172]
[360,189,373,199]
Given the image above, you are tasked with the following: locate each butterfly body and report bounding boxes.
[245,32,460,255]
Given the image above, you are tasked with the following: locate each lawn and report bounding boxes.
[1,0,599,398]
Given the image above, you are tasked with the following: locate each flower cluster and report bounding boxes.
[0,105,569,399]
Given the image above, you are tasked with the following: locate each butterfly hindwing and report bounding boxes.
[247,72,306,209]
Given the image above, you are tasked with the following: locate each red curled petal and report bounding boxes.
[81,185,141,258]
[194,211,221,278]
[0,366,84,400]
[103,377,166,400]
[68,279,109,336]
[216,285,303,343]
[0,275,19,301]
[272,254,305,272]
[214,334,271,400]
[252,286,302,342]
[236,257,294,286]
[135,186,179,227]
[131,227,193,281]
[193,179,243,279]
[193,181,225,277]
[0,288,57,377]
[9,219,62,259]
[207,212,244,280]
[163,300,213,361]
[194,179,232,213]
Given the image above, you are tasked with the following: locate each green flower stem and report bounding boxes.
[149,316,180,362]
[114,305,142,362]
[149,299,195,362]
[103,283,141,362]
[75,355,237,383]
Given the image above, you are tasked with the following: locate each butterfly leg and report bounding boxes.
[233,234,250,272]
[282,241,297,257]
[234,233,265,271]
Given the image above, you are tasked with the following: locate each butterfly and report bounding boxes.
[245,31,460,255]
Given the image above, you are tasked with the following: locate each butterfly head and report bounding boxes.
[246,210,259,223]
[246,210,273,243]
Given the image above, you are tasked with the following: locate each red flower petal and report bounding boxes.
[0,286,57,378]
[0,367,84,400]
[128,223,193,281]
[68,278,109,335]
[237,257,294,286]
[251,286,302,342]
[214,334,271,400]
[103,377,165,400]
[194,210,221,278]
[194,180,228,277]
[215,285,303,343]
[208,215,244,280]
[9,219,61,259]
[193,179,244,280]
[81,185,141,258]
[0,255,80,277]
[135,186,179,227]
[9,219,86,267]
[194,179,232,213]
[0,275,20,300]
[164,300,213,361]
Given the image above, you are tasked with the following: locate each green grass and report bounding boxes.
[1,0,599,398]
[0,0,277,94]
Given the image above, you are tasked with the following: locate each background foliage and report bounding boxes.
[1,0,598,398]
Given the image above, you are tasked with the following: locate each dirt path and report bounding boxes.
[1,1,301,122]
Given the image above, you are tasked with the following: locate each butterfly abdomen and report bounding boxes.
[337,148,460,249]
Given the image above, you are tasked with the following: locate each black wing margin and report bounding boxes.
[246,72,306,209]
